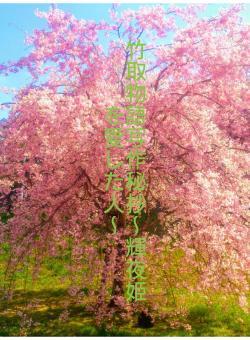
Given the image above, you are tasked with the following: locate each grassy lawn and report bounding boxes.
[0,286,249,336]
[0,244,249,336]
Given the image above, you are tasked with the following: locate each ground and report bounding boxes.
[0,287,249,336]
[0,247,249,336]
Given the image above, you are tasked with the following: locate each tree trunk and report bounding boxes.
[96,246,113,309]
[108,231,127,309]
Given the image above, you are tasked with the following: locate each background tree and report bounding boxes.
[0,4,249,320]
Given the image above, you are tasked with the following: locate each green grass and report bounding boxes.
[0,244,249,336]
[0,287,249,336]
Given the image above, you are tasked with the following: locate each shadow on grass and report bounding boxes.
[0,290,182,336]
[0,289,249,336]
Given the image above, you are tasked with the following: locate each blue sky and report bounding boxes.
[0,3,249,119]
